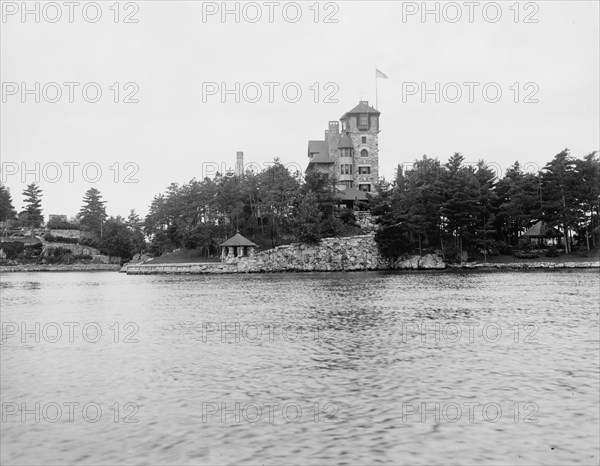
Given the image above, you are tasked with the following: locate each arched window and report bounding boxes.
[361,149,368,158]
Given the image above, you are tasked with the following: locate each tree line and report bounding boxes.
[373,149,599,261]
[0,184,146,259]
[1,149,598,261]
[143,159,358,257]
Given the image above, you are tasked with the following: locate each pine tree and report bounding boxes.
[0,185,17,223]
[79,188,107,237]
[541,149,578,253]
[21,183,44,229]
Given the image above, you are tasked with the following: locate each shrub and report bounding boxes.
[517,238,534,251]
[44,233,56,242]
[546,247,560,258]
[47,219,79,230]
[54,236,80,244]
[338,209,358,227]
[52,247,72,257]
[496,241,512,255]
[0,242,25,260]
[43,247,74,264]
[80,237,101,249]
[23,243,43,258]
[514,250,539,259]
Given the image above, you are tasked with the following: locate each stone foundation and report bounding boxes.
[125,235,447,275]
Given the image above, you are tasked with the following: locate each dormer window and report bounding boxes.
[358,114,369,130]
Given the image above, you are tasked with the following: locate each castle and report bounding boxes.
[306,100,380,194]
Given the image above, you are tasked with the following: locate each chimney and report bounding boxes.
[235,151,244,177]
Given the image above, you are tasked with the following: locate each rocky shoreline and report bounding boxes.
[2,261,597,275]
[452,261,600,270]
[0,264,121,273]
[122,234,599,275]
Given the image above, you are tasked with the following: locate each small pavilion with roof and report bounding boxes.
[522,221,562,247]
[335,187,368,209]
[220,232,258,261]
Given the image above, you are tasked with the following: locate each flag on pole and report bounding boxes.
[376,69,389,79]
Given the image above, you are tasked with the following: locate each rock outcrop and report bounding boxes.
[392,253,446,270]
[125,234,447,274]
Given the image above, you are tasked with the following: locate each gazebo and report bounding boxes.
[220,232,258,261]
[522,221,562,247]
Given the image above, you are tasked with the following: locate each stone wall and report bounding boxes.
[42,243,117,264]
[49,229,89,239]
[125,234,447,275]
[235,235,389,272]
[125,262,238,275]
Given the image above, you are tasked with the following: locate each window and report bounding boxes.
[340,164,353,175]
[358,166,371,175]
[358,114,369,129]
[361,137,367,144]
[358,184,371,192]
[342,180,353,188]
[360,149,368,158]
[341,148,354,158]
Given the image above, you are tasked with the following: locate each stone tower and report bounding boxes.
[306,101,381,193]
[336,101,380,192]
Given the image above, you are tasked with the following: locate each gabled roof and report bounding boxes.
[340,101,380,119]
[335,187,368,201]
[522,221,561,238]
[220,233,258,247]
[307,140,334,164]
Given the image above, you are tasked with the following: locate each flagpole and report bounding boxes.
[375,70,378,109]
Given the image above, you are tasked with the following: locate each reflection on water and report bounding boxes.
[1,270,599,465]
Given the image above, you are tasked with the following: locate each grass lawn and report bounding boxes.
[479,247,600,264]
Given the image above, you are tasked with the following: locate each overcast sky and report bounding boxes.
[2,0,599,219]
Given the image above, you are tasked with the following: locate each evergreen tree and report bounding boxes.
[21,183,44,229]
[79,188,107,237]
[541,149,578,253]
[574,151,600,249]
[0,185,17,223]
[495,162,541,246]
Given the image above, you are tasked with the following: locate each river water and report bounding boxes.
[1,270,599,465]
